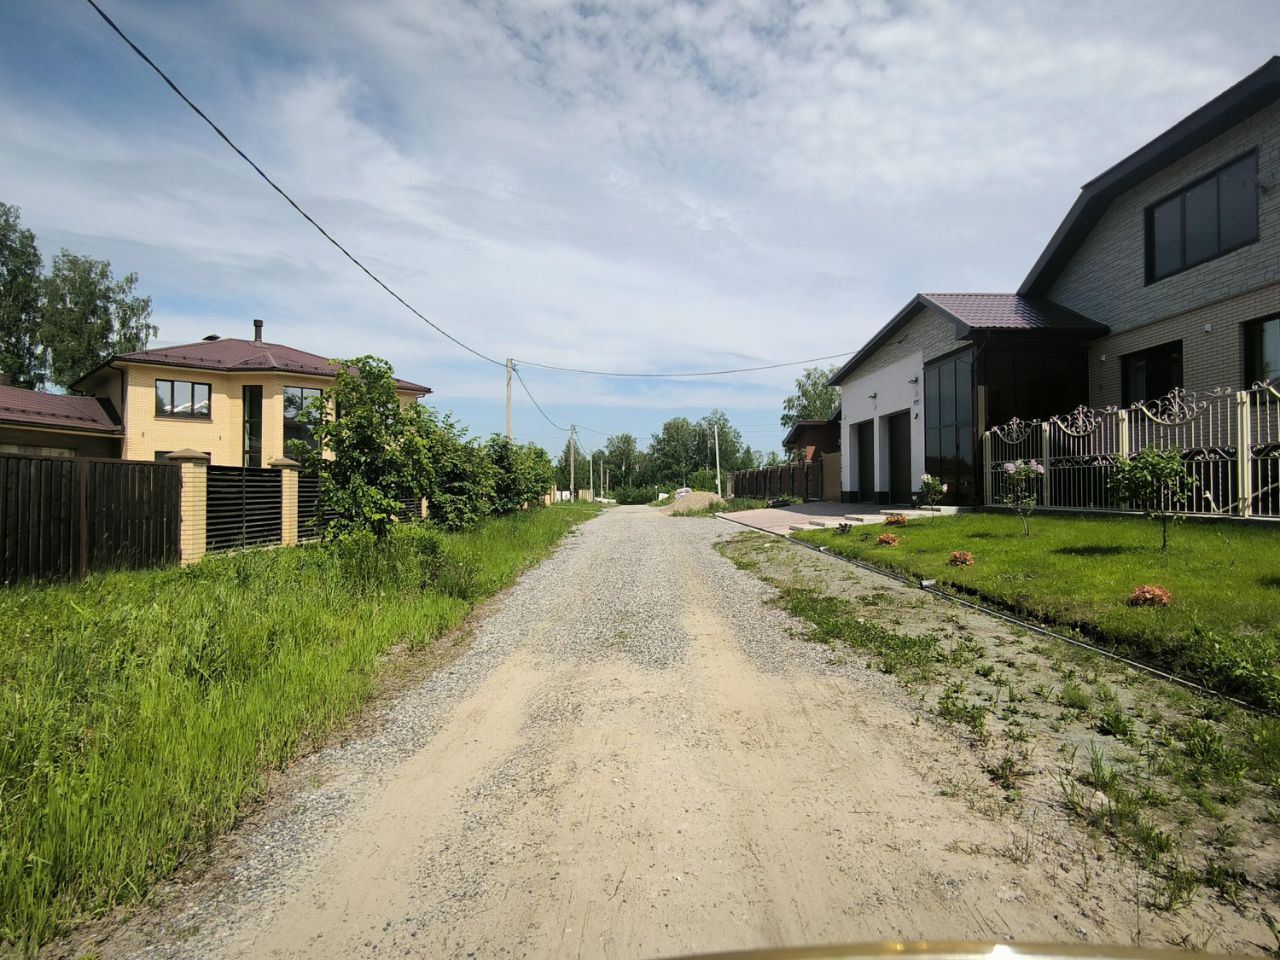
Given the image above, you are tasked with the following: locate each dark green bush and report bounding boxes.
[612,486,655,505]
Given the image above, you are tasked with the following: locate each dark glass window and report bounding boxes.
[923,349,976,506]
[154,379,211,419]
[284,386,323,451]
[1121,341,1183,406]
[1245,316,1280,385]
[1146,152,1258,282]
[243,385,262,467]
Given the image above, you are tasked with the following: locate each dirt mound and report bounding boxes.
[662,491,723,515]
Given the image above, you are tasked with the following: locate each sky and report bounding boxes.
[1,1,1277,457]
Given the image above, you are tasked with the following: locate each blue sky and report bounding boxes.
[2,1,1277,456]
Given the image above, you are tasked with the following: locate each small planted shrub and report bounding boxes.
[1127,584,1173,607]
[836,522,853,536]
[876,532,900,547]
[884,514,909,527]
[948,550,975,567]
[918,472,947,515]
[1108,446,1198,551]
[1000,459,1044,536]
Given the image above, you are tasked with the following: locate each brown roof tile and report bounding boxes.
[0,385,122,434]
[921,293,1104,332]
[100,338,432,394]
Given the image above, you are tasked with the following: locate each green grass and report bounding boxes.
[797,512,1280,710]
[0,502,600,953]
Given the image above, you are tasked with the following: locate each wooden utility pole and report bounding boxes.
[714,421,722,499]
[505,358,513,440]
[569,425,576,501]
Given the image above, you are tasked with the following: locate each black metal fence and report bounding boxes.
[730,460,825,501]
[0,453,180,584]
[206,466,282,553]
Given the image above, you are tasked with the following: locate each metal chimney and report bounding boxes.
[253,318,264,341]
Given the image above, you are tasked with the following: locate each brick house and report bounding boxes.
[72,319,430,466]
[833,56,1280,507]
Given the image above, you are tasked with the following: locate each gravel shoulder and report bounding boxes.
[68,507,1273,959]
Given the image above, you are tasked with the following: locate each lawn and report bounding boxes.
[795,512,1280,711]
[0,502,600,953]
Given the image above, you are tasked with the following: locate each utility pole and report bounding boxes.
[590,453,595,501]
[569,425,575,501]
[714,421,722,499]
[505,358,513,440]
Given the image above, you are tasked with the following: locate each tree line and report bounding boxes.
[1,203,155,390]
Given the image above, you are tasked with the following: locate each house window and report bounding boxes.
[1121,340,1183,406]
[243,385,263,467]
[284,386,323,451]
[1245,316,1280,385]
[1145,152,1258,282]
[154,379,211,418]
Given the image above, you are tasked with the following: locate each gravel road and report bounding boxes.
[91,507,1217,959]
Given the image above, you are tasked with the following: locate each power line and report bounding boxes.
[511,351,851,379]
[84,0,855,386]
[82,0,504,369]
[511,363,569,432]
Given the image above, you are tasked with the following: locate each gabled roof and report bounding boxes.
[1020,56,1280,297]
[0,385,122,435]
[74,337,431,395]
[828,293,1106,386]
[782,418,838,449]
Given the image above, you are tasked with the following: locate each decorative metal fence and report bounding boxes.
[983,381,1280,519]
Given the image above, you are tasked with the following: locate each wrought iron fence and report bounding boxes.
[983,381,1280,519]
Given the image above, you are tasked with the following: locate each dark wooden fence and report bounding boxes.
[0,453,180,584]
[206,466,282,553]
[730,460,826,502]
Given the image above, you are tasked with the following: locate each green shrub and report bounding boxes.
[612,486,656,505]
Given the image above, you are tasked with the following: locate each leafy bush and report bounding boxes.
[612,486,656,505]
[948,550,974,567]
[883,514,908,527]
[1109,447,1198,551]
[1000,459,1044,536]
[876,532,900,547]
[486,435,555,514]
[688,469,719,492]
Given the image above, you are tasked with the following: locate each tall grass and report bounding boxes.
[0,502,600,953]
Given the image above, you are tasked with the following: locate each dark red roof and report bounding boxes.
[921,293,1103,332]
[78,338,431,394]
[0,385,122,434]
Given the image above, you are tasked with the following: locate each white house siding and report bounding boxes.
[839,306,963,501]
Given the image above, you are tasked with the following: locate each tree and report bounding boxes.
[602,433,640,489]
[555,437,593,493]
[291,355,433,539]
[780,364,840,429]
[1109,447,1197,551]
[40,251,155,388]
[0,204,43,388]
[423,414,496,530]
[650,417,699,486]
[487,435,555,513]
[1000,459,1044,536]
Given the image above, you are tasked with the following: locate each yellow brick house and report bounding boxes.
[73,319,431,466]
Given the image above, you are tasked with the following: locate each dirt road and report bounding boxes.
[93,507,1254,959]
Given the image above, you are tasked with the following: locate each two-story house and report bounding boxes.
[833,56,1280,507]
[71,319,431,466]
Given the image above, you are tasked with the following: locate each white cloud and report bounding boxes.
[3,0,1277,446]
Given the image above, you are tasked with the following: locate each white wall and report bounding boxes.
[839,351,926,500]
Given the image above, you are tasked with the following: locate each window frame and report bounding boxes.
[154,378,213,420]
[1243,315,1280,386]
[1120,340,1184,407]
[283,385,325,451]
[1144,150,1260,285]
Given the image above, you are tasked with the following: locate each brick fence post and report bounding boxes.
[166,449,209,566]
[271,456,301,546]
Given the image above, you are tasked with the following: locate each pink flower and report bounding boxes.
[942,483,949,492]
[1034,462,1045,475]
[1003,462,1016,474]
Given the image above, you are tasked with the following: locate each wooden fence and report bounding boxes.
[0,453,180,584]
[730,459,827,502]
[983,381,1280,519]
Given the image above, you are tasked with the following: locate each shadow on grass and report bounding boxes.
[1054,545,1139,558]
[1260,575,1280,590]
